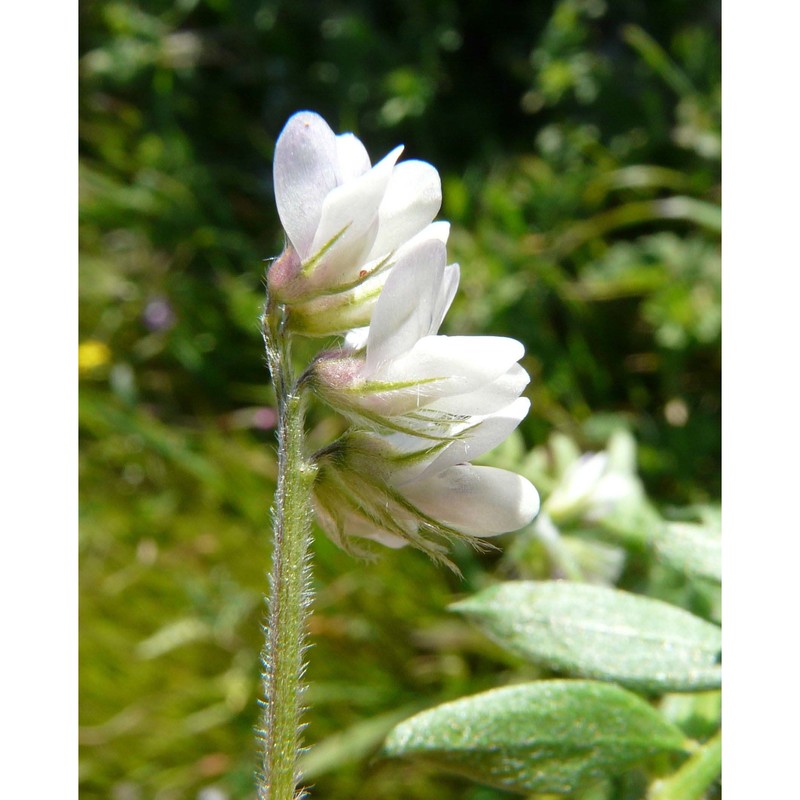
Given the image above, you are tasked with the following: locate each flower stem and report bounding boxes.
[648,730,721,800]
[259,299,316,800]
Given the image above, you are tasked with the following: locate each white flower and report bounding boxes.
[308,237,539,557]
[310,236,530,438]
[544,451,641,525]
[313,429,540,561]
[268,111,443,333]
[268,110,541,561]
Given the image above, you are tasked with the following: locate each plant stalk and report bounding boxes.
[258,299,316,800]
[648,730,722,800]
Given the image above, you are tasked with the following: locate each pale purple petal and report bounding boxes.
[273,111,339,260]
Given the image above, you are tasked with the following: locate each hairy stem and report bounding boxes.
[258,299,316,800]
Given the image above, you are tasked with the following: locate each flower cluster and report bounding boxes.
[270,111,540,560]
[269,111,446,336]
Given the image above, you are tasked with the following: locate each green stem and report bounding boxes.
[648,730,721,800]
[258,299,317,800]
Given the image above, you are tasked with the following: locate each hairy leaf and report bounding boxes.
[452,581,721,692]
[654,522,721,583]
[382,680,687,794]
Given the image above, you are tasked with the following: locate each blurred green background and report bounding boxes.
[79,0,720,797]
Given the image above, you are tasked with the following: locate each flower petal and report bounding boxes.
[414,397,531,477]
[344,327,370,351]
[308,145,403,282]
[354,529,409,549]
[335,133,371,182]
[366,238,447,371]
[326,223,450,343]
[583,473,640,522]
[367,159,442,258]
[546,452,608,517]
[400,220,450,249]
[367,335,526,414]
[428,363,530,416]
[337,506,410,548]
[273,111,339,260]
[404,464,540,535]
[430,262,460,335]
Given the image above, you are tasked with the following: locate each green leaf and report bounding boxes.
[382,680,687,795]
[653,522,721,583]
[451,581,721,692]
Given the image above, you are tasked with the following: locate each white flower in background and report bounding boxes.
[310,236,530,439]
[269,110,443,334]
[313,429,540,560]
[544,450,641,526]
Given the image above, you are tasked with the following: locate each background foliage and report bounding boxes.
[79,1,720,797]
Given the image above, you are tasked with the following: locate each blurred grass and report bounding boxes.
[79,1,720,797]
